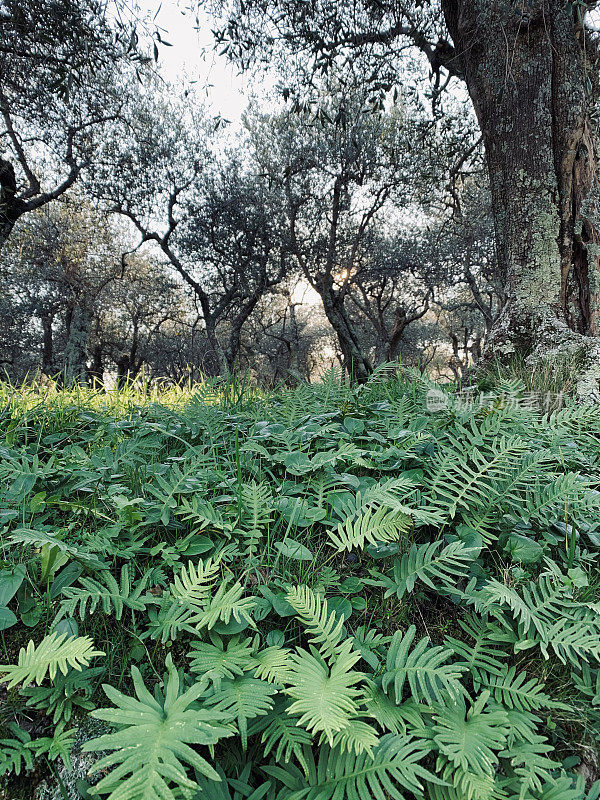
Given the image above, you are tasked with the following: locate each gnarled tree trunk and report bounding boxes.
[442,0,600,393]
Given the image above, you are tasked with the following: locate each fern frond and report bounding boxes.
[382,626,466,706]
[427,435,530,519]
[445,615,508,685]
[259,700,312,776]
[482,666,556,712]
[273,733,439,800]
[239,481,274,558]
[253,645,293,684]
[380,540,476,600]
[0,632,104,688]
[188,635,255,689]
[171,557,220,609]
[500,735,560,800]
[327,720,379,757]
[329,506,411,553]
[204,676,278,750]
[84,655,233,800]
[286,585,344,660]
[364,682,427,735]
[433,692,509,780]
[0,725,34,777]
[285,641,364,744]
[191,581,256,630]
[55,565,149,623]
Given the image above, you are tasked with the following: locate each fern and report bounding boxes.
[378,540,476,600]
[83,656,234,800]
[203,675,278,750]
[268,733,439,800]
[433,692,509,783]
[55,565,150,623]
[171,558,220,608]
[328,720,380,757]
[427,435,530,519]
[0,725,34,776]
[286,585,344,659]
[481,665,560,712]
[188,635,255,689]
[284,640,365,744]
[445,615,508,684]
[0,632,104,688]
[258,699,312,776]
[501,735,560,800]
[253,645,293,683]
[328,505,411,552]
[477,572,600,664]
[381,625,466,706]
[22,665,103,723]
[191,580,257,630]
[239,481,273,558]
[364,681,427,735]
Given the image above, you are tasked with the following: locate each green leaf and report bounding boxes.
[84,656,234,800]
[0,632,104,688]
[274,538,314,561]
[204,676,278,751]
[382,626,466,706]
[285,641,364,744]
[0,607,17,630]
[0,565,26,606]
[271,734,439,800]
[433,692,509,780]
[504,533,543,564]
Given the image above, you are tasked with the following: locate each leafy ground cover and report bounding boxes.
[2,372,600,799]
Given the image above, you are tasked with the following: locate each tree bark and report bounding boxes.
[319,280,373,382]
[63,303,91,385]
[40,313,54,376]
[442,0,600,390]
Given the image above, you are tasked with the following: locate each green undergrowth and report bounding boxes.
[2,370,600,799]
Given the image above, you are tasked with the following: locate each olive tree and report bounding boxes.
[207,0,600,390]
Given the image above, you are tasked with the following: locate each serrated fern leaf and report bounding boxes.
[253,646,293,683]
[188,635,255,689]
[239,481,273,558]
[500,736,560,800]
[171,558,220,609]
[481,666,557,712]
[327,720,379,757]
[191,581,256,630]
[280,734,439,800]
[433,692,509,780]
[285,641,364,744]
[259,701,312,776]
[55,565,149,624]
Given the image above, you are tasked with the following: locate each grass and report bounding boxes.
[1,369,600,799]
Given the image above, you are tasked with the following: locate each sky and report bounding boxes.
[139,0,263,125]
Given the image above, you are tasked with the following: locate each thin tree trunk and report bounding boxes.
[87,343,104,388]
[63,304,91,385]
[40,313,54,375]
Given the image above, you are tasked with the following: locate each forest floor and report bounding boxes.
[2,370,600,800]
